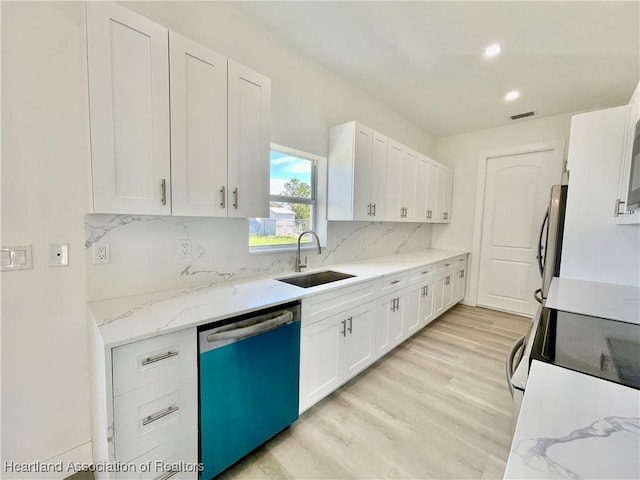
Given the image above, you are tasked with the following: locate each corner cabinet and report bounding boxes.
[328,121,453,223]
[87,2,270,218]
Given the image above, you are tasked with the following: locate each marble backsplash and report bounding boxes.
[85,215,432,301]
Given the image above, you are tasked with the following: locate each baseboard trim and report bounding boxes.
[3,441,92,480]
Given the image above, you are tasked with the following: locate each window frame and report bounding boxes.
[249,143,324,253]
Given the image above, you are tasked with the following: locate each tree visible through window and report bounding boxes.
[249,146,316,248]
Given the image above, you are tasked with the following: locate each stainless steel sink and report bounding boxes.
[276,270,355,288]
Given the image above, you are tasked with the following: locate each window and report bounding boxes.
[249,145,318,249]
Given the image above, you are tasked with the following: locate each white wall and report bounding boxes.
[561,106,640,286]
[1,2,93,477]
[431,112,575,304]
[123,1,435,158]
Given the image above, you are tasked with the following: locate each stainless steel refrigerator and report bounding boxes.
[535,184,568,303]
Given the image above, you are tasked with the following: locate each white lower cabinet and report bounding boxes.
[374,291,406,357]
[114,431,198,480]
[298,255,468,417]
[299,299,375,412]
[111,328,198,474]
[453,266,466,303]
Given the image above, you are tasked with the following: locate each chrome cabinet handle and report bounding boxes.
[390,279,400,285]
[426,210,432,219]
[160,179,167,205]
[459,270,464,278]
[233,188,239,209]
[372,203,376,216]
[444,263,451,267]
[421,270,430,275]
[141,350,179,366]
[614,198,626,217]
[444,276,450,286]
[156,470,179,480]
[142,405,179,426]
[347,316,353,333]
[443,212,448,220]
[367,203,372,216]
[425,285,429,296]
[341,319,346,337]
[220,185,226,208]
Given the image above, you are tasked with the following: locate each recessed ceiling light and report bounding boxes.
[505,90,520,101]
[484,43,502,58]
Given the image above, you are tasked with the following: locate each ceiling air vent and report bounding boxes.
[510,111,535,120]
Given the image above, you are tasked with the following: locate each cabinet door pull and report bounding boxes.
[421,270,430,275]
[142,405,179,426]
[347,316,353,333]
[220,186,226,208]
[445,276,450,286]
[459,270,465,278]
[156,470,179,480]
[390,279,401,285]
[372,203,376,216]
[233,188,239,209]
[160,179,167,205]
[141,350,179,366]
[367,203,372,216]
[443,212,448,220]
[341,319,346,337]
[425,285,429,296]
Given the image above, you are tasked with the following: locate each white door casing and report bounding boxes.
[475,142,564,315]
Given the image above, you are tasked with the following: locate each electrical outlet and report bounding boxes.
[177,239,191,259]
[93,242,110,264]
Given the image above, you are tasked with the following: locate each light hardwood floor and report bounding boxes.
[219,304,531,480]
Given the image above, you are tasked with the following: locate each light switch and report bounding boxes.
[14,250,27,265]
[1,250,11,267]
[1,245,33,271]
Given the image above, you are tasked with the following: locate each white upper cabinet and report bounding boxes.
[616,81,640,224]
[169,32,228,217]
[327,121,452,224]
[401,149,419,222]
[385,140,405,221]
[87,2,171,215]
[436,166,453,223]
[227,60,271,219]
[327,122,387,221]
[370,131,389,218]
[425,159,439,222]
[87,3,270,218]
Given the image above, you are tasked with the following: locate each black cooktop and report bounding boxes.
[531,307,640,389]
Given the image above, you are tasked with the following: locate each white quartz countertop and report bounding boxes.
[504,360,640,480]
[90,248,466,348]
[546,277,640,324]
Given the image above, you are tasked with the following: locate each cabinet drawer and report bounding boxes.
[114,380,197,463]
[114,430,198,480]
[113,328,197,396]
[302,281,374,327]
[409,265,435,283]
[436,255,466,273]
[378,271,408,294]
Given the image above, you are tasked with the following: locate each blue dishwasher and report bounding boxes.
[198,302,301,479]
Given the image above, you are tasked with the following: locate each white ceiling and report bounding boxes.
[235,1,640,137]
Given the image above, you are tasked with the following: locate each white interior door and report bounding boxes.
[477,147,562,315]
